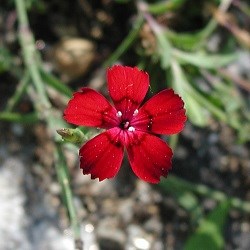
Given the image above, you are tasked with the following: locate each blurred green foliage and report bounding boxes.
[184,201,230,250]
[0,47,11,73]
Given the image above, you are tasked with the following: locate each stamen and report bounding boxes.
[116,111,122,117]
[124,121,130,129]
[128,126,135,132]
[133,109,139,116]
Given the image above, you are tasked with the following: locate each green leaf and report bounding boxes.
[171,60,208,126]
[156,32,172,69]
[0,112,39,123]
[0,47,12,73]
[185,94,208,126]
[148,0,187,14]
[184,201,230,250]
[173,49,238,69]
[176,190,202,225]
[171,61,228,124]
[166,30,204,51]
[40,69,73,98]
[211,80,243,129]
[177,191,198,210]
[165,20,217,51]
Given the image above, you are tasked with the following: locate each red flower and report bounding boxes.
[64,65,186,183]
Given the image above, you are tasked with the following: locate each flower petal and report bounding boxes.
[107,65,149,119]
[79,128,124,181]
[64,87,118,128]
[126,131,173,184]
[131,89,186,134]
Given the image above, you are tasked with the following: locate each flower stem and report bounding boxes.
[55,143,82,249]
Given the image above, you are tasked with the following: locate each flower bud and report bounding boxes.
[56,128,85,144]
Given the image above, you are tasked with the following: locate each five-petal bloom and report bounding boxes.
[64,65,186,183]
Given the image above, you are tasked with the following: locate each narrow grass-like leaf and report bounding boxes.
[0,112,39,123]
[171,61,228,124]
[148,0,187,14]
[156,31,172,69]
[5,70,30,112]
[165,20,216,51]
[173,49,237,69]
[0,47,12,73]
[171,60,208,126]
[40,69,72,98]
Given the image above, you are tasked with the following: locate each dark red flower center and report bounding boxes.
[116,110,136,132]
[120,120,130,129]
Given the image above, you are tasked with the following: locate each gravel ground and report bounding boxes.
[0,120,249,250]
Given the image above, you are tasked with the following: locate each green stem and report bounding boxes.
[5,70,30,112]
[15,0,28,24]
[14,1,81,248]
[160,175,250,213]
[55,143,81,245]
[103,16,143,67]
[15,0,51,111]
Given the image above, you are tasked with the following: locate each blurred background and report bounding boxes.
[0,0,250,249]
